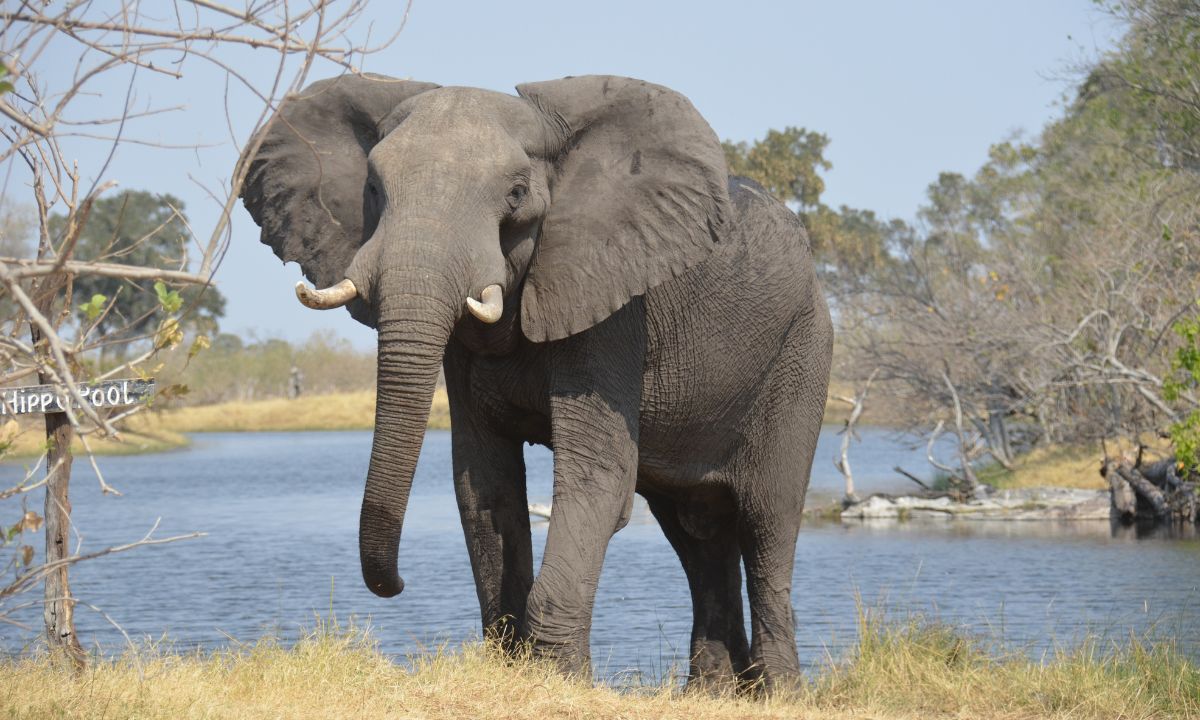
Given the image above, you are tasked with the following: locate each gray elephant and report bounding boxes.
[239,74,832,691]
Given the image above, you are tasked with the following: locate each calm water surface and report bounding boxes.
[1,429,1197,679]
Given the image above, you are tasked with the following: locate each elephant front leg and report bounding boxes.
[525,392,639,677]
[450,402,534,651]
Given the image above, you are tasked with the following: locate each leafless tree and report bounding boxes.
[839,145,1198,489]
[0,0,404,665]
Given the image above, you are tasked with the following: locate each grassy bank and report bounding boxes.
[133,388,451,433]
[2,616,1195,719]
[977,443,1107,490]
[976,436,1176,491]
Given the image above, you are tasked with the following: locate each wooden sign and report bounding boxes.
[0,379,155,416]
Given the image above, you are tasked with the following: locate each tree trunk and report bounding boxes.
[940,368,980,494]
[987,404,1013,464]
[1106,461,1138,520]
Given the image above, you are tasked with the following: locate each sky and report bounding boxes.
[14,0,1120,349]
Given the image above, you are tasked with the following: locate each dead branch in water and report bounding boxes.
[831,369,878,504]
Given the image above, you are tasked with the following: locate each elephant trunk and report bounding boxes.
[358,262,459,598]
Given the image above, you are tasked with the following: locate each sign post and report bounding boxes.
[0,379,155,417]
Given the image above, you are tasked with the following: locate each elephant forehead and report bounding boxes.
[386,86,546,153]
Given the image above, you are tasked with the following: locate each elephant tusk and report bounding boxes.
[295,278,358,310]
[465,284,503,323]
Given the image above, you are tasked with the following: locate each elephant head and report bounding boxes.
[240,73,730,598]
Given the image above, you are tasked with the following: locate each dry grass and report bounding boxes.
[1,615,1195,719]
[131,388,451,434]
[978,443,1107,490]
[979,435,1177,491]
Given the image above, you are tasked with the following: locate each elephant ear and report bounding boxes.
[515,76,731,343]
[240,74,439,326]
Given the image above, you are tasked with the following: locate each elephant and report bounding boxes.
[238,73,833,691]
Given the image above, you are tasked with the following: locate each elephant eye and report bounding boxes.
[506,183,528,210]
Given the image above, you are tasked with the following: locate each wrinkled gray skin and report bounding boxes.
[239,74,832,692]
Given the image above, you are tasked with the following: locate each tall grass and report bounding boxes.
[3,613,1195,719]
[813,607,1199,718]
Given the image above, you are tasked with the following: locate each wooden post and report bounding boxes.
[40,407,84,668]
[30,273,86,669]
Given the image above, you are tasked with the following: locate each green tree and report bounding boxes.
[723,127,892,287]
[51,190,225,355]
[723,127,830,211]
[0,203,34,322]
[1095,0,1200,176]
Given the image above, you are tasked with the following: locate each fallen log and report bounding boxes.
[1103,455,1198,525]
[1106,463,1138,520]
[1115,464,1170,519]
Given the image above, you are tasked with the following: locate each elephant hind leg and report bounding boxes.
[733,394,825,691]
[736,495,803,694]
[643,488,752,693]
[735,301,831,693]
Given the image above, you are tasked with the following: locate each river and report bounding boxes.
[1,429,1197,680]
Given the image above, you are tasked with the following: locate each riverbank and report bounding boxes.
[2,617,1193,719]
[0,419,188,459]
[146,388,844,433]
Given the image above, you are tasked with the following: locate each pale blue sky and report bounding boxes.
[18,1,1119,349]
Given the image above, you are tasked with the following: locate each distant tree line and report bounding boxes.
[725,0,1200,487]
[160,330,376,405]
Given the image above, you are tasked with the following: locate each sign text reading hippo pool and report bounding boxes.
[0,379,155,416]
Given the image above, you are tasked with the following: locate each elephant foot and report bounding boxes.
[684,638,755,696]
[741,657,803,699]
[527,634,592,681]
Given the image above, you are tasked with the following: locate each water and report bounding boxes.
[1,428,1197,679]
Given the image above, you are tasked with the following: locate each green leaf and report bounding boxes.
[78,293,108,321]
[154,280,183,314]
